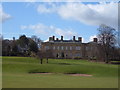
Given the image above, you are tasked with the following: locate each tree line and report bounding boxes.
[1,24,120,64]
[2,35,41,57]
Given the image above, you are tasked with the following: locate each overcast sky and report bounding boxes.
[1,1,118,42]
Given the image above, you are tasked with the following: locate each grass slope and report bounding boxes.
[2,57,119,88]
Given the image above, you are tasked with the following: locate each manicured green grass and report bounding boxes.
[2,57,119,88]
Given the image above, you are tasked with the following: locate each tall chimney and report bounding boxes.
[61,36,63,41]
[53,36,55,41]
[56,38,59,41]
[93,38,97,42]
[78,37,82,42]
[49,37,52,41]
[73,36,75,41]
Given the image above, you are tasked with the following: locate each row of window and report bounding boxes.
[45,46,95,51]
[45,46,81,50]
[56,53,81,58]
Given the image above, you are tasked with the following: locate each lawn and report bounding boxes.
[2,57,119,88]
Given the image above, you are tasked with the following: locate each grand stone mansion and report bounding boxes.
[41,36,99,59]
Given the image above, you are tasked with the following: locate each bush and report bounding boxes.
[74,57,82,59]
[110,61,120,65]
[30,52,37,57]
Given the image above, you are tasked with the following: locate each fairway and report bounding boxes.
[2,57,118,88]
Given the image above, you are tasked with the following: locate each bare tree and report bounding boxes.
[0,34,2,56]
[97,24,116,63]
[37,51,45,64]
[37,49,53,64]
[31,35,42,50]
[117,27,120,60]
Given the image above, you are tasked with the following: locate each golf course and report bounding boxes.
[2,57,119,88]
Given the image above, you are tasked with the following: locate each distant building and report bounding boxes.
[41,36,99,59]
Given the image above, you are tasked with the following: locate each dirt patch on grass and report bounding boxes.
[29,72,92,76]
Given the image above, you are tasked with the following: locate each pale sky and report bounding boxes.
[1,1,118,42]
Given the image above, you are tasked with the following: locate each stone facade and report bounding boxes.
[41,36,98,59]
